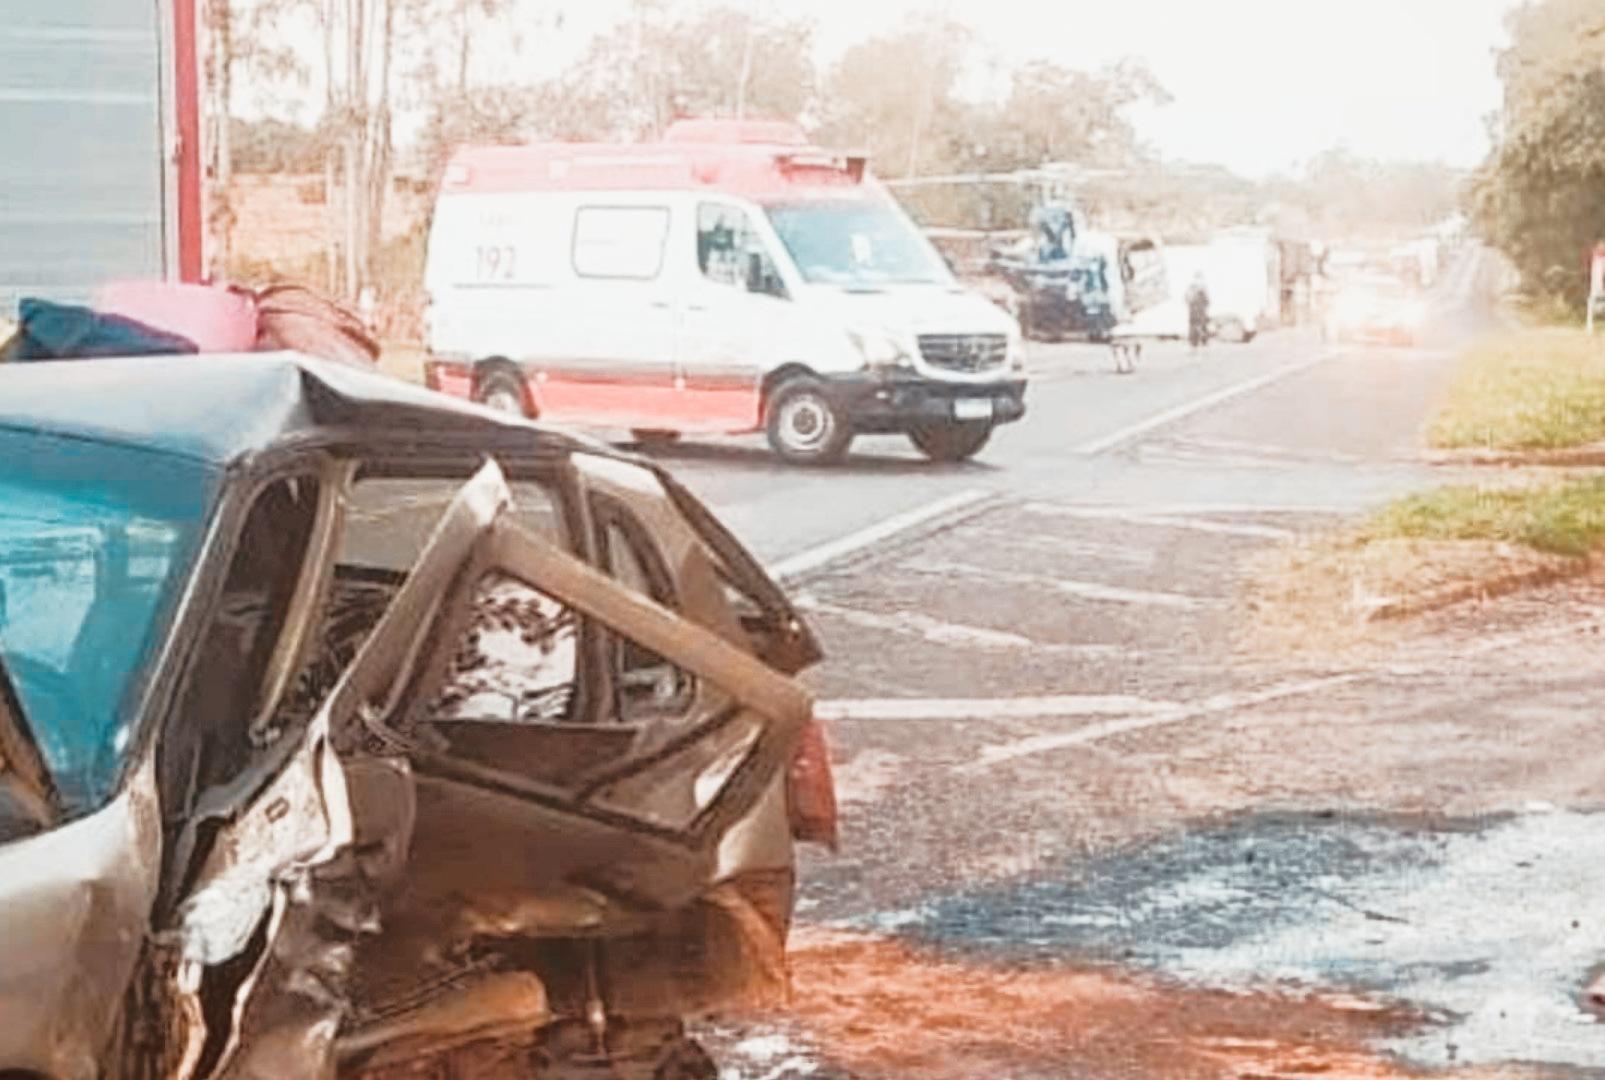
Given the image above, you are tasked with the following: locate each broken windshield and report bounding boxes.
[0,430,212,815]
[764,198,952,287]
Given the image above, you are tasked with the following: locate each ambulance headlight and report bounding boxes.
[848,326,912,371]
[1008,329,1027,373]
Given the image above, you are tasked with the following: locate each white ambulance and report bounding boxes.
[423,119,1027,464]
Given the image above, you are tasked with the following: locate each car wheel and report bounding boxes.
[473,368,529,417]
[631,429,682,447]
[1215,316,1248,343]
[765,377,853,465]
[909,421,993,462]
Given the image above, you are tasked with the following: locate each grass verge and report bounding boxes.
[1361,476,1605,557]
[1429,330,1605,451]
[1241,476,1605,656]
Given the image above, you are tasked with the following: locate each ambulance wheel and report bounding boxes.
[909,422,993,462]
[474,367,529,416]
[765,377,853,465]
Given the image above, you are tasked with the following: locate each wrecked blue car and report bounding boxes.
[0,352,833,1079]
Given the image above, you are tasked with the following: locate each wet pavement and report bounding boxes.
[851,810,1605,1071]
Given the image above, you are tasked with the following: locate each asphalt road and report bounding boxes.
[624,250,1605,1078]
[641,266,1489,565]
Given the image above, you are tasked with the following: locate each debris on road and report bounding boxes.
[711,926,1442,1080]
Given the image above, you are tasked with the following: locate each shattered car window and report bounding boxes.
[0,430,211,813]
[434,573,578,723]
[158,475,321,809]
[341,476,564,572]
[598,517,694,720]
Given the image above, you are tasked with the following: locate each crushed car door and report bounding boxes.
[152,470,356,1080]
[331,458,813,915]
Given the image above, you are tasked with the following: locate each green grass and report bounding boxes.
[1429,330,1605,451]
[1363,476,1605,557]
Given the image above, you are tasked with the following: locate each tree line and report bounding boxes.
[1472,0,1605,310]
[216,0,1463,301]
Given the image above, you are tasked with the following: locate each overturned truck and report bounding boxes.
[0,353,835,1078]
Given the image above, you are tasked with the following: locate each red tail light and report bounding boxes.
[787,716,839,851]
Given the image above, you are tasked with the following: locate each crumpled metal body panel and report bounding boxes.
[0,756,161,1080]
[325,463,817,1067]
[0,356,828,1074]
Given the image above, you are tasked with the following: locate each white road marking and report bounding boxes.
[1073,353,1334,456]
[1024,501,1351,518]
[960,673,1365,773]
[1003,533,1160,567]
[1019,503,1294,540]
[1152,435,1366,466]
[796,596,1047,651]
[1121,515,1294,540]
[769,489,993,582]
[816,695,1175,722]
[905,559,1217,610]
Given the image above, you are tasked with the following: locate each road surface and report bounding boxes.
[617,250,1605,1078]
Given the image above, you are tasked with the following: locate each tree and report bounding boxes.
[411,1,564,174]
[817,18,974,178]
[417,85,544,174]
[202,0,306,274]
[550,3,816,141]
[304,0,428,297]
[231,117,326,173]
[990,58,1169,171]
[1265,146,1463,240]
[1472,0,1605,307]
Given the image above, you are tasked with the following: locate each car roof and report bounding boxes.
[0,350,605,466]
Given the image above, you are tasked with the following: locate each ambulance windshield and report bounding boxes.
[764,199,952,288]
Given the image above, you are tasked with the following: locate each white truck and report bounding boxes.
[1116,230,1281,344]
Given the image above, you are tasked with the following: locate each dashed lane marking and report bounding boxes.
[1073,352,1336,456]
[769,489,994,583]
[1143,434,1366,466]
[959,674,1367,773]
[1001,533,1160,567]
[1023,501,1352,518]
[952,609,1605,770]
[795,596,1051,652]
[815,695,1176,723]
[1020,503,1295,540]
[797,596,1133,655]
[903,559,1219,610]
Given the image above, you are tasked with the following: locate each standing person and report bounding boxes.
[1185,272,1211,352]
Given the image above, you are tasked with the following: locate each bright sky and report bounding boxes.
[520,0,1520,177]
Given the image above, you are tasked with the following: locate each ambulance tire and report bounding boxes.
[765,376,853,465]
[473,367,529,417]
[909,421,993,463]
